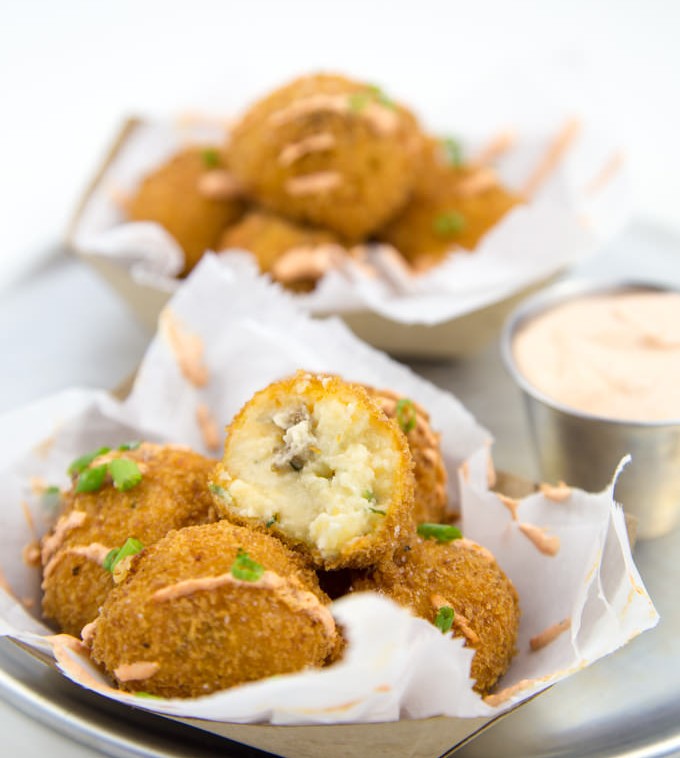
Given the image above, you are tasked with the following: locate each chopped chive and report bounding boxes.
[367,83,395,109]
[265,515,277,528]
[368,507,386,516]
[441,136,463,167]
[230,549,264,582]
[40,486,62,510]
[395,398,417,434]
[134,691,161,699]
[75,464,108,493]
[103,537,144,573]
[68,447,111,477]
[348,92,370,112]
[117,441,141,452]
[209,482,228,499]
[201,147,220,168]
[432,211,465,237]
[108,458,143,491]
[362,490,376,503]
[434,605,455,634]
[417,523,463,543]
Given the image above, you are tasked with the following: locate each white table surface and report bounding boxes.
[1,2,680,755]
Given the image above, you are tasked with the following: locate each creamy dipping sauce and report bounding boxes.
[513,291,680,421]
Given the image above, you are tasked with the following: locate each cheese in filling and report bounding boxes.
[216,394,399,558]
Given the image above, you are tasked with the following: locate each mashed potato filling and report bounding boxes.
[217,393,400,559]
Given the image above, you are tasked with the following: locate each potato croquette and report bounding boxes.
[89,520,338,697]
[350,536,519,694]
[210,372,415,569]
[379,134,522,271]
[128,146,244,275]
[228,73,423,240]
[217,210,345,290]
[364,387,448,524]
[41,443,218,637]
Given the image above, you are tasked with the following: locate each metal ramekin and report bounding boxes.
[502,278,680,540]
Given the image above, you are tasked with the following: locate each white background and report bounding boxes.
[0,2,679,755]
[1,0,679,292]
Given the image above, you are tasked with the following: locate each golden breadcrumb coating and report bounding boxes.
[211,372,416,569]
[363,386,449,524]
[350,537,520,694]
[217,209,342,290]
[128,146,244,275]
[379,135,522,271]
[41,443,218,637]
[228,73,424,240]
[90,520,338,697]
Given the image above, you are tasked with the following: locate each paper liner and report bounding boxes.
[0,256,657,725]
[70,102,630,325]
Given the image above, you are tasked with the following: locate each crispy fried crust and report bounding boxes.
[350,537,520,694]
[128,147,244,275]
[217,209,341,289]
[379,136,522,270]
[89,520,338,697]
[211,372,416,569]
[363,386,449,524]
[41,444,218,636]
[228,73,424,240]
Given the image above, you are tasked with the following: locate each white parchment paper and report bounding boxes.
[70,102,630,325]
[0,256,657,725]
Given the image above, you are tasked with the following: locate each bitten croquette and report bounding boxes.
[210,372,416,569]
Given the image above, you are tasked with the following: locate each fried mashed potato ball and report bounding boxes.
[217,209,344,291]
[350,536,520,694]
[210,372,415,570]
[379,135,522,272]
[89,520,339,697]
[228,73,423,240]
[364,387,448,525]
[128,146,244,276]
[41,443,218,637]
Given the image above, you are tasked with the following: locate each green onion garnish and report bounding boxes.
[432,212,465,237]
[265,515,277,528]
[434,605,455,634]
[368,507,386,516]
[417,523,463,543]
[103,537,144,573]
[108,458,143,491]
[75,464,108,493]
[367,84,395,109]
[230,549,264,582]
[201,148,220,168]
[68,447,111,476]
[441,136,463,167]
[348,92,370,112]
[362,490,376,503]
[395,398,417,434]
[134,691,161,699]
[40,486,62,510]
[117,441,141,452]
